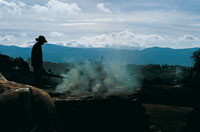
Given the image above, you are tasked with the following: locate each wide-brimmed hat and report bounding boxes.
[36,35,47,43]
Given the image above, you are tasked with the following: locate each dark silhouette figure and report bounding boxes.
[31,35,47,88]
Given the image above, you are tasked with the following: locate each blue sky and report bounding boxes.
[0,0,200,49]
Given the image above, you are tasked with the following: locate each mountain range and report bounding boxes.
[0,44,198,66]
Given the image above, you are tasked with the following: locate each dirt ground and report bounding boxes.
[143,104,193,132]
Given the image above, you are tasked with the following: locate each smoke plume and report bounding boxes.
[55,61,140,95]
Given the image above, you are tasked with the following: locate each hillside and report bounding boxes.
[0,44,198,66]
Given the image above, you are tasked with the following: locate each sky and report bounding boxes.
[0,0,200,49]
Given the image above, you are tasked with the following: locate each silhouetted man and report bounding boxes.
[31,35,47,87]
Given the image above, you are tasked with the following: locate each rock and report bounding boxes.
[0,73,7,81]
[0,73,58,132]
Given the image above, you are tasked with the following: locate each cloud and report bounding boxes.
[20,33,28,37]
[188,24,200,27]
[32,4,48,13]
[64,30,165,49]
[92,18,113,22]
[61,23,95,26]
[20,41,35,47]
[49,32,64,37]
[34,17,57,22]
[179,34,198,41]
[0,35,15,42]
[0,0,25,15]
[1,0,200,49]
[32,0,81,15]
[60,18,113,26]
[97,3,111,13]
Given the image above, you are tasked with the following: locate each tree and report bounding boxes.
[13,57,30,73]
[191,49,200,77]
[190,49,200,105]
[0,54,15,70]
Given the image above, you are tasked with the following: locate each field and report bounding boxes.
[144,104,193,132]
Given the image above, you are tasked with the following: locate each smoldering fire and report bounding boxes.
[55,61,141,95]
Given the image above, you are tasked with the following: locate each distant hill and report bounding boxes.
[0,44,198,66]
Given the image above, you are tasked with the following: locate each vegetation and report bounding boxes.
[191,49,200,75]
[189,49,200,106]
[0,54,32,84]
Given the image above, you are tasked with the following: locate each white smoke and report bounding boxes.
[175,67,183,84]
[55,61,140,95]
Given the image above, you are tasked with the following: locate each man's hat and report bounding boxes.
[36,35,47,43]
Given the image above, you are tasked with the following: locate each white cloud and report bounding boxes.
[0,35,15,42]
[19,41,35,47]
[20,33,28,37]
[62,31,200,49]
[60,18,113,26]
[34,17,57,22]
[97,3,111,13]
[61,23,95,26]
[32,4,48,13]
[188,24,200,27]
[93,18,113,22]
[179,34,198,41]
[32,0,81,15]
[64,30,165,49]
[1,0,200,49]
[0,0,25,15]
[49,32,64,37]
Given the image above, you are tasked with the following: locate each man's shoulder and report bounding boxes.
[33,43,41,49]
